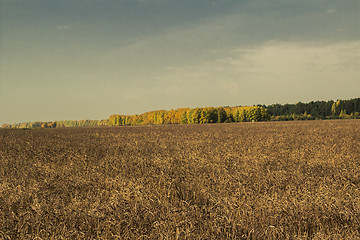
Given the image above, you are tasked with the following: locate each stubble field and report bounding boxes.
[1,120,360,239]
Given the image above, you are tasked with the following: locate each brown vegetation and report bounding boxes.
[1,120,360,239]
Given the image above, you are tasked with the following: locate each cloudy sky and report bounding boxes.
[0,0,359,124]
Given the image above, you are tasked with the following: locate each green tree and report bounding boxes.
[216,107,227,123]
[180,110,189,124]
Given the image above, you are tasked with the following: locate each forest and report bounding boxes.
[264,98,360,121]
[2,98,359,128]
[109,106,269,126]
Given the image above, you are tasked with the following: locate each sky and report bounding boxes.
[0,0,359,124]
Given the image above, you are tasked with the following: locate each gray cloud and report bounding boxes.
[57,25,70,30]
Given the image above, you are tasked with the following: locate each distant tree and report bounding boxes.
[50,121,57,128]
[216,107,227,123]
[191,108,201,124]
[332,100,341,116]
[180,110,189,124]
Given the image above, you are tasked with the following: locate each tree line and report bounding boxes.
[108,106,269,126]
[264,98,360,121]
[2,106,269,129]
[2,98,359,129]
[2,119,108,129]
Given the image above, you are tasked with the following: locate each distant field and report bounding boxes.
[1,120,359,239]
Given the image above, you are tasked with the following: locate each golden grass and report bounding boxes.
[1,120,360,239]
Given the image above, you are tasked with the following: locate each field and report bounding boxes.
[1,120,360,239]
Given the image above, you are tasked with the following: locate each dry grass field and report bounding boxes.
[1,120,360,239]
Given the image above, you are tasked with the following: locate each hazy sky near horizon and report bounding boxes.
[1,0,359,124]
